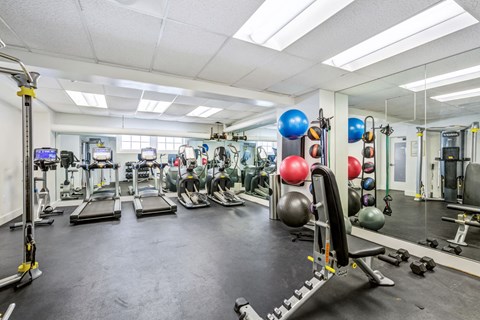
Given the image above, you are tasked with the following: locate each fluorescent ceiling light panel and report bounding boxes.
[323,0,478,71]
[400,65,480,92]
[187,106,222,118]
[65,90,107,108]
[233,0,355,51]
[431,87,480,102]
[137,99,172,113]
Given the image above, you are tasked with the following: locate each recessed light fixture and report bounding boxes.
[323,0,478,71]
[431,87,480,102]
[65,90,108,108]
[233,0,355,51]
[137,99,172,113]
[187,106,222,118]
[400,65,480,92]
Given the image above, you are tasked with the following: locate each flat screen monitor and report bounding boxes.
[141,148,157,161]
[34,148,57,161]
[92,147,112,161]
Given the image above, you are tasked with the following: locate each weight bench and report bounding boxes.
[234,165,393,320]
[442,163,480,246]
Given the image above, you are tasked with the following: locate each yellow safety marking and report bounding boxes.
[17,86,36,98]
[307,256,314,262]
[417,132,423,137]
[220,176,225,178]
[18,261,39,273]
[415,194,422,198]
[188,176,193,179]
[471,128,479,133]
[351,262,357,269]
[325,265,336,273]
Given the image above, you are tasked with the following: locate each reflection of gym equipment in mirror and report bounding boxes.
[70,147,122,223]
[244,146,272,199]
[10,148,64,230]
[235,166,393,320]
[442,163,480,246]
[60,150,83,200]
[206,145,245,206]
[176,145,210,208]
[415,122,478,203]
[132,147,177,217]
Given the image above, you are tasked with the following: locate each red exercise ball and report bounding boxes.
[280,155,309,185]
[174,158,180,167]
[202,158,208,165]
[348,156,361,180]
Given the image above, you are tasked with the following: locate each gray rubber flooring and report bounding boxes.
[0,200,479,320]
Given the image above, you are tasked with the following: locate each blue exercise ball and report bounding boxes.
[202,143,209,152]
[348,118,364,143]
[278,109,309,140]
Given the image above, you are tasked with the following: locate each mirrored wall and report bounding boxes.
[342,48,480,262]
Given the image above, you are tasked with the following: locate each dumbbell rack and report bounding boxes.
[361,116,377,207]
[125,162,150,181]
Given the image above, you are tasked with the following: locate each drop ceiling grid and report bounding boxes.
[0,17,25,48]
[152,20,227,77]
[80,0,163,70]
[105,96,140,112]
[0,0,94,59]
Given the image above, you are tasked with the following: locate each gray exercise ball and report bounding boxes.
[358,207,385,231]
[344,216,352,234]
[277,191,311,228]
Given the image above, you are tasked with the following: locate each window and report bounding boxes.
[256,141,277,154]
[157,137,185,152]
[120,135,151,151]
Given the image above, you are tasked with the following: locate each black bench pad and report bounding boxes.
[447,203,480,214]
[347,235,385,258]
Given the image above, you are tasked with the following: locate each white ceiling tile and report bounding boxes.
[167,0,263,36]
[277,64,348,90]
[109,109,136,116]
[227,103,269,112]
[210,110,254,121]
[106,96,139,111]
[45,103,81,114]
[103,0,168,18]
[81,0,163,69]
[135,111,162,120]
[0,0,94,58]
[0,20,23,47]
[78,106,109,116]
[36,88,73,105]
[234,53,316,90]
[104,85,143,99]
[57,79,105,94]
[266,81,314,96]
[203,99,235,108]
[152,20,227,77]
[197,39,278,84]
[163,103,196,116]
[142,91,176,102]
[37,76,62,89]
[173,95,208,106]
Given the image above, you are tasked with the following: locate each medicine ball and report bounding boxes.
[358,207,385,231]
[363,161,375,173]
[277,192,311,228]
[348,118,364,143]
[348,187,361,217]
[279,155,309,185]
[348,156,362,180]
[278,109,309,140]
[361,194,375,206]
[361,177,376,191]
[307,126,322,140]
[309,144,322,159]
[362,146,375,158]
[362,131,375,143]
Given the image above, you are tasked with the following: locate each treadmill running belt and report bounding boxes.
[140,196,171,212]
[80,199,115,218]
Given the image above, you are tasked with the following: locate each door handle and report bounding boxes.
[390,164,395,166]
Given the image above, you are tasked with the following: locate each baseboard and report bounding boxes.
[239,193,269,207]
[0,208,22,226]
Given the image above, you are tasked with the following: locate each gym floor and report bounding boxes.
[375,190,480,261]
[1,200,479,319]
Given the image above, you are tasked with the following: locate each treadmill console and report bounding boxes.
[92,147,112,162]
[34,148,57,161]
[141,147,157,161]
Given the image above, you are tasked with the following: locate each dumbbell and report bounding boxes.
[378,254,400,266]
[442,244,462,255]
[410,256,436,275]
[388,248,410,262]
[418,238,439,248]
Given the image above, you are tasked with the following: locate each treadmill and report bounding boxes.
[133,147,177,217]
[70,147,122,224]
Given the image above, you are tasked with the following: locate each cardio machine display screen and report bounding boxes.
[141,148,157,161]
[92,147,112,161]
[34,148,57,160]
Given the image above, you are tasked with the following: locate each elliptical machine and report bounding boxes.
[244,146,270,199]
[225,144,240,184]
[206,146,245,206]
[11,148,64,230]
[60,150,83,200]
[176,145,210,208]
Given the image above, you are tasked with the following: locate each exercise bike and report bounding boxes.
[60,150,83,200]
[176,145,210,209]
[206,145,244,207]
[11,148,64,230]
